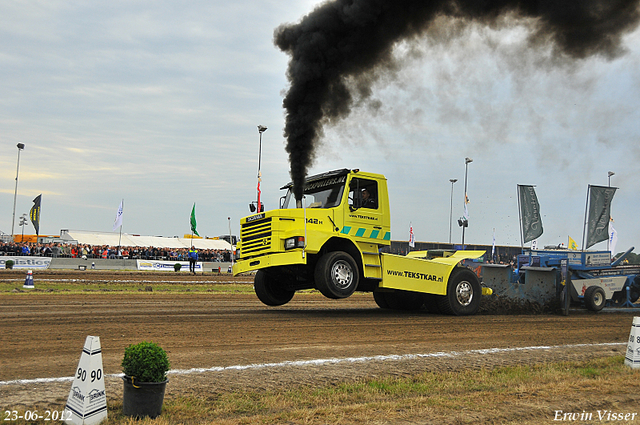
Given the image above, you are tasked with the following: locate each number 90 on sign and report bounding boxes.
[77,367,102,382]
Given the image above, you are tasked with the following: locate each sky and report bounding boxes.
[1,0,639,254]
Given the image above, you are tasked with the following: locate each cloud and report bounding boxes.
[1,0,638,252]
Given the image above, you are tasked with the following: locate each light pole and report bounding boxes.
[607,171,615,251]
[256,125,267,213]
[19,213,28,243]
[448,179,457,244]
[11,143,25,240]
[461,157,473,249]
[228,216,234,266]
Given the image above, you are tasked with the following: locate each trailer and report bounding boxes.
[514,248,640,311]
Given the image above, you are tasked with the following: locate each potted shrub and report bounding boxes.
[173,263,181,272]
[121,341,170,418]
[5,260,14,269]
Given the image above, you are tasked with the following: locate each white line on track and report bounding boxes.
[0,342,624,387]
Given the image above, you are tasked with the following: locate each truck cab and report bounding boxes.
[233,169,389,302]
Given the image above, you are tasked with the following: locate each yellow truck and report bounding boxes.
[233,169,491,315]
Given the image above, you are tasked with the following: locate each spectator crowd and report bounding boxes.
[0,241,233,262]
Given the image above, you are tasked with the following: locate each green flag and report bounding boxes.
[518,185,543,244]
[586,185,616,249]
[190,203,200,237]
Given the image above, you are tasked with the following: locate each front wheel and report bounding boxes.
[437,268,481,316]
[254,270,295,306]
[315,251,359,299]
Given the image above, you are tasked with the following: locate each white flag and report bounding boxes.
[113,200,123,231]
[609,219,618,255]
[463,193,469,219]
[492,228,496,258]
[409,224,415,248]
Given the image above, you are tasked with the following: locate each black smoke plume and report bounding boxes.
[274,0,640,201]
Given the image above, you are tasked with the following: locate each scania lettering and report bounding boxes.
[233,169,491,315]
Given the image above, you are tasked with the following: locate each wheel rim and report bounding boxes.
[594,291,604,306]
[455,280,473,306]
[331,260,353,289]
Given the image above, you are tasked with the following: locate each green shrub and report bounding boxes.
[5,260,14,269]
[174,263,181,272]
[121,341,170,382]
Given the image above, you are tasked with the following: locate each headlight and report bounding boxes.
[284,236,305,250]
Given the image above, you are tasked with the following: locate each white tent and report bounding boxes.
[60,230,232,250]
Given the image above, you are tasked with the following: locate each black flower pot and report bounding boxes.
[122,375,168,418]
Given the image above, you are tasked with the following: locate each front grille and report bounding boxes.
[240,217,273,257]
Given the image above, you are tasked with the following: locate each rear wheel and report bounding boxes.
[315,251,359,299]
[373,290,424,310]
[584,286,606,312]
[630,275,640,303]
[254,270,295,306]
[373,291,390,309]
[437,268,481,316]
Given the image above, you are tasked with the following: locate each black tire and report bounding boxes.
[314,251,359,299]
[437,268,481,316]
[373,291,390,309]
[560,285,569,316]
[423,293,442,314]
[630,275,640,303]
[384,290,425,310]
[584,286,606,312]
[254,270,295,306]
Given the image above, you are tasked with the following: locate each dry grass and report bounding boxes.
[10,356,637,424]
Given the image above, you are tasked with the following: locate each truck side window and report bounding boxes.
[349,179,378,210]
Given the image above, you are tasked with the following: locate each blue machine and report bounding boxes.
[515,247,640,311]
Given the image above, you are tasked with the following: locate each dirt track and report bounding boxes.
[0,271,637,413]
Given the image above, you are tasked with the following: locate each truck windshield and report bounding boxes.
[281,177,346,209]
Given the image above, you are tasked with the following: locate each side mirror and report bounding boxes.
[249,202,264,213]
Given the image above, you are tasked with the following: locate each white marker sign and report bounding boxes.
[23,270,34,289]
[64,336,107,425]
[625,317,640,369]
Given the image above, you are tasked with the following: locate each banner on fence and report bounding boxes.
[136,259,202,272]
[0,256,51,269]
